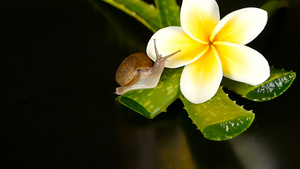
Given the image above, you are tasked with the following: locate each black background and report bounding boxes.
[1,0,299,169]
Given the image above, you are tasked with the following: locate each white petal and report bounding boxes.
[146,26,209,68]
[180,47,223,104]
[181,0,220,43]
[214,42,270,85]
[211,8,268,44]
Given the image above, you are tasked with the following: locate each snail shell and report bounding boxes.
[115,53,153,86]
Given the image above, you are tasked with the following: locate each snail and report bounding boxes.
[115,39,181,95]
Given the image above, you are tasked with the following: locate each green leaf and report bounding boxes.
[117,68,183,119]
[154,0,180,27]
[102,0,162,32]
[261,0,289,17]
[222,68,296,102]
[181,87,255,141]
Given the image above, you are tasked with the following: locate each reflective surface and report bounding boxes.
[1,0,299,168]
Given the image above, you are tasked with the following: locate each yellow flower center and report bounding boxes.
[208,40,214,47]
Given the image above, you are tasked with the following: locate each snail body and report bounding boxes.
[115,39,180,95]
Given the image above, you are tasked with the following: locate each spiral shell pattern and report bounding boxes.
[116,53,153,86]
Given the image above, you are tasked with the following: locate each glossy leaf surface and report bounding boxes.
[117,68,182,119]
[222,68,296,102]
[181,88,255,141]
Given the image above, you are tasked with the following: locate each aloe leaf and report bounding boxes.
[102,0,161,32]
[222,68,296,102]
[154,0,180,27]
[181,87,255,141]
[117,68,183,119]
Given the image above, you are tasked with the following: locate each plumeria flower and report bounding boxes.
[146,0,270,104]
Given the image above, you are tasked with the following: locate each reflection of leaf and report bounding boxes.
[222,68,296,102]
[181,87,255,141]
[102,0,161,32]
